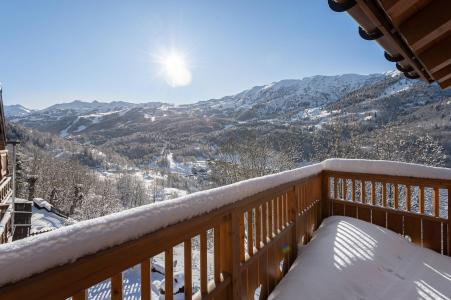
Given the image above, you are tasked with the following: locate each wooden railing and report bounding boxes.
[0,177,12,204]
[324,171,450,255]
[0,161,449,300]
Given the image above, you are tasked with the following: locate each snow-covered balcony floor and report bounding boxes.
[269,216,451,300]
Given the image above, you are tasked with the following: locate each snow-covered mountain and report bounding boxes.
[4,104,34,118]
[192,73,387,120]
[6,71,449,139]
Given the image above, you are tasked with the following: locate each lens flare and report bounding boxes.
[155,49,192,87]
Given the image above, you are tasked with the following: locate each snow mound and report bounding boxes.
[269,216,451,300]
[0,160,449,287]
[33,198,52,211]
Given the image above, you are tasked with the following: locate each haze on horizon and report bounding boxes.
[0,1,393,109]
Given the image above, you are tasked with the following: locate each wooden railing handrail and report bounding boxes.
[0,159,449,300]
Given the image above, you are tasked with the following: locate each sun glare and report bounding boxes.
[157,49,192,87]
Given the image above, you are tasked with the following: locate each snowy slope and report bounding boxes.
[4,104,34,118]
[269,216,451,300]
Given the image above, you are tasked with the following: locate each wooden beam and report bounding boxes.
[433,64,451,82]
[439,77,451,89]
[418,34,451,73]
[399,0,451,52]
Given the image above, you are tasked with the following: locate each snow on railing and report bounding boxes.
[0,159,449,289]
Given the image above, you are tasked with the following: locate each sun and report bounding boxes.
[156,49,192,87]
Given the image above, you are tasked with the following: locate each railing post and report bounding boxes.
[220,212,241,299]
[321,172,330,221]
[288,186,297,265]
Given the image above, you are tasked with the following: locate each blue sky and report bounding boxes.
[0,1,393,109]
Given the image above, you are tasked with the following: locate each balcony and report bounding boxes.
[0,159,449,299]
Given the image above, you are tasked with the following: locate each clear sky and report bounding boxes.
[0,0,393,109]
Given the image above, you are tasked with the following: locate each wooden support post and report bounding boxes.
[420,186,425,214]
[433,186,439,217]
[184,239,192,300]
[394,184,399,209]
[200,231,208,296]
[406,185,411,212]
[140,258,151,300]
[111,273,122,300]
[165,249,173,300]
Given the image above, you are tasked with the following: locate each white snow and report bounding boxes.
[269,216,451,300]
[0,159,449,287]
[33,198,52,211]
[31,206,70,234]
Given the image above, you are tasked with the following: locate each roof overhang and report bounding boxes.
[329,0,451,89]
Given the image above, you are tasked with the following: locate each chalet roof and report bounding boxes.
[329,0,451,89]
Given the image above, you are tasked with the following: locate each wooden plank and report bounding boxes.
[419,34,451,73]
[240,214,245,263]
[434,187,440,217]
[399,0,451,52]
[278,196,282,231]
[165,249,173,300]
[443,222,448,256]
[419,186,425,214]
[361,180,366,204]
[422,219,442,254]
[382,182,387,207]
[371,181,376,205]
[268,199,273,239]
[258,251,268,299]
[333,201,345,216]
[111,273,122,300]
[357,206,371,223]
[184,239,192,300]
[256,205,261,249]
[214,226,221,285]
[342,178,347,201]
[140,258,151,300]
[345,203,357,218]
[406,185,411,211]
[72,290,86,300]
[394,184,399,209]
[200,232,208,296]
[247,210,253,257]
[404,215,422,246]
[387,211,403,235]
[372,208,386,228]
[333,177,338,201]
[351,179,356,202]
[281,194,285,227]
[262,202,267,244]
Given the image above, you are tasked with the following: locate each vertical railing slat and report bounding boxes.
[165,249,173,300]
[361,180,366,203]
[240,213,245,262]
[382,182,387,207]
[351,179,355,202]
[111,273,123,300]
[420,186,425,214]
[200,231,208,296]
[371,181,376,206]
[256,205,261,249]
[394,183,399,209]
[141,258,151,300]
[262,201,267,244]
[214,226,221,285]
[433,186,440,217]
[269,199,274,239]
[184,239,192,300]
[406,185,411,212]
[247,210,253,257]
